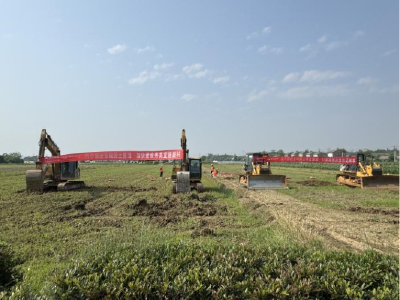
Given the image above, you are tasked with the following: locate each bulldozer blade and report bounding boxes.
[247,174,287,189]
[361,175,399,189]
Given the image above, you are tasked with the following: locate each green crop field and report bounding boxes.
[0,163,398,299]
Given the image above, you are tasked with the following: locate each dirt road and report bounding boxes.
[220,175,399,255]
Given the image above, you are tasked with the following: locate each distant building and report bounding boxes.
[379,155,389,161]
[305,152,313,157]
[328,150,342,157]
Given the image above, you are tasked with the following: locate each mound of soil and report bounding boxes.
[349,206,399,217]
[128,198,223,226]
[192,227,214,237]
[296,180,336,187]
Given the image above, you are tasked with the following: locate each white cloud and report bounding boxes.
[182,63,209,78]
[258,45,282,54]
[246,88,276,102]
[282,72,301,83]
[181,94,197,102]
[300,36,348,56]
[183,63,203,74]
[213,76,229,84]
[318,35,327,43]
[153,62,174,71]
[192,69,209,78]
[300,44,312,52]
[324,41,346,51]
[279,85,351,99]
[300,70,350,83]
[357,77,375,85]
[282,70,350,83]
[164,74,182,82]
[270,47,283,54]
[246,32,258,40]
[262,26,272,34]
[135,46,156,53]
[382,49,397,57]
[128,71,160,85]
[108,44,127,55]
[354,30,365,38]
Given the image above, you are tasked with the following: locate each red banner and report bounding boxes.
[265,156,357,165]
[39,150,184,164]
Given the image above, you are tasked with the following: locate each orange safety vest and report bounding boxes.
[211,166,214,171]
[213,169,217,176]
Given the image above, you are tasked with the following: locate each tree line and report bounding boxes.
[0,152,24,164]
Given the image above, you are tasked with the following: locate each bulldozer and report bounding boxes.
[239,153,287,189]
[336,153,399,188]
[171,129,204,193]
[25,129,85,192]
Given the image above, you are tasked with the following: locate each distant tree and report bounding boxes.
[3,152,23,164]
[0,155,4,163]
[277,149,284,156]
[336,148,347,153]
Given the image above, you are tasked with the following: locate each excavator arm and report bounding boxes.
[26,129,83,192]
[38,129,60,158]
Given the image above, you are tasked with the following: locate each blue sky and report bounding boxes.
[1,0,398,157]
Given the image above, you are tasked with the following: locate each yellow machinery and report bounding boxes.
[26,129,85,192]
[171,129,204,193]
[336,153,399,188]
[239,153,287,189]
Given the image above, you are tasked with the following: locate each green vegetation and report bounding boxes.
[0,242,21,292]
[50,243,398,299]
[0,153,24,164]
[0,164,398,299]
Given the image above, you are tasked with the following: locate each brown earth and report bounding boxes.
[295,180,336,187]
[220,177,399,255]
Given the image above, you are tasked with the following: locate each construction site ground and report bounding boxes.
[219,165,399,255]
[0,163,398,294]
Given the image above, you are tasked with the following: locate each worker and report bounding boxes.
[159,165,163,178]
[213,168,218,178]
[210,164,214,176]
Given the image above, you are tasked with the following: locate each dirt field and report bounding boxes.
[218,168,399,255]
[0,163,398,296]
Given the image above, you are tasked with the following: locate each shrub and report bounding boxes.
[50,243,399,299]
[0,242,21,292]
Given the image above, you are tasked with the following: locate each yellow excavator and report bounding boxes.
[26,129,85,192]
[336,153,399,188]
[239,153,287,189]
[171,129,204,193]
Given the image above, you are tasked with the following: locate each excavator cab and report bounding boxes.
[60,162,80,180]
[189,158,202,180]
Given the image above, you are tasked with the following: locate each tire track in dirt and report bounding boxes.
[220,176,399,255]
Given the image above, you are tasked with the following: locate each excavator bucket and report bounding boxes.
[247,174,288,189]
[361,175,399,189]
[26,170,44,192]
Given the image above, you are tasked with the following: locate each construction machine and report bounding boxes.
[25,129,85,192]
[336,153,399,188]
[239,153,287,189]
[171,129,204,193]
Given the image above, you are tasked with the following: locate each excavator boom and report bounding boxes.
[26,129,84,192]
